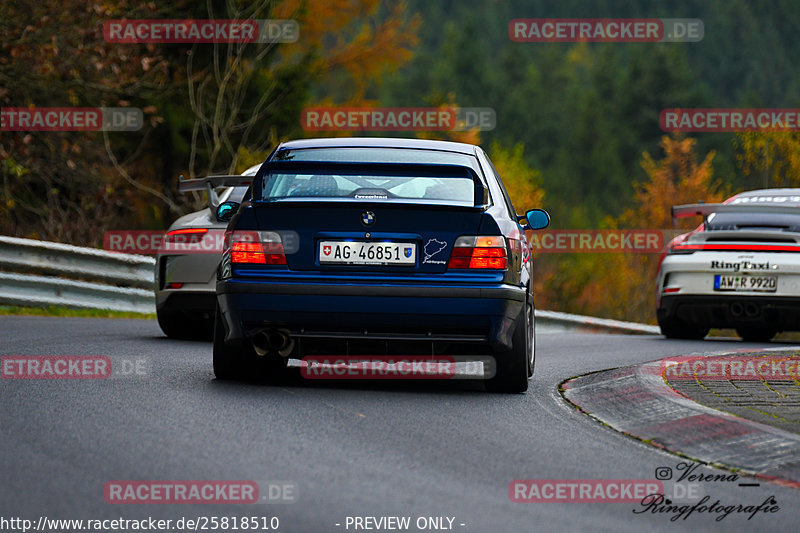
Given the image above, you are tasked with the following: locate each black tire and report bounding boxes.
[158,309,213,341]
[528,300,536,378]
[736,328,776,343]
[213,308,246,380]
[212,308,288,381]
[658,317,708,340]
[486,301,531,393]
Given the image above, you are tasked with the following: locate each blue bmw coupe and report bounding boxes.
[213,138,550,392]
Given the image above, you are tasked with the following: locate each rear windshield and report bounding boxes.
[261,172,475,206]
[707,212,800,232]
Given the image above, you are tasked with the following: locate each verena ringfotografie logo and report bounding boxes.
[509,19,703,43]
[301,107,496,132]
[1,108,142,132]
[300,356,495,380]
[660,355,800,381]
[104,481,297,504]
[529,230,665,253]
[511,473,777,521]
[1,356,150,379]
[103,19,298,43]
[661,108,800,132]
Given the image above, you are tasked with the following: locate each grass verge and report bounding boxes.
[0,305,156,319]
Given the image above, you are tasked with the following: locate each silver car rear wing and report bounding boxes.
[178,167,259,209]
[177,175,254,193]
[672,203,800,224]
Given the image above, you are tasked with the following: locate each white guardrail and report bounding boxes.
[0,235,661,333]
[0,236,155,314]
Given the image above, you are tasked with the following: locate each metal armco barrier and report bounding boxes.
[0,236,661,332]
[0,236,155,313]
[535,309,660,335]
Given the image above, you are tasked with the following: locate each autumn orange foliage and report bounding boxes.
[276,0,420,102]
[736,132,800,188]
[620,134,722,231]
[534,134,725,323]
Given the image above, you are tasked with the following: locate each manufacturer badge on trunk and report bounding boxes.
[361,211,376,226]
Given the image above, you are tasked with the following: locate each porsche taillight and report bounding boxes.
[448,236,508,269]
[165,227,209,242]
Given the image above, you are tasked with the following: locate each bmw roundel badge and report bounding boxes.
[361,211,376,226]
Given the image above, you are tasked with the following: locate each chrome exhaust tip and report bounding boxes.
[272,330,295,358]
[252,330,272,357]
[251,329,295,358]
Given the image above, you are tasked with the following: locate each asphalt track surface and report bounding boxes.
[2,315,799,532]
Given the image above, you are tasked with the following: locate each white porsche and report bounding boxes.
[657,188,800,341]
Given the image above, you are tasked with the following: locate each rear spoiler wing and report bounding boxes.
[672,203,800,224]
[253,161,490,207]
[177,174,254,193]
[177,174,255,209]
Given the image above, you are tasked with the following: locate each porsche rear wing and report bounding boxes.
[177,173,256,210]
[672,203,800,224]
[177,174,254,194]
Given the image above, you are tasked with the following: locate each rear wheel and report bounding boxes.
[736,327,776,343]
[527,300,536,377]
[658,317,708,340]
[486,301,531,393]
[213,308,288,381]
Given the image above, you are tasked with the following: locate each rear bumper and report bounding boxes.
[156,290,216,318]
[216,279,526,352]
[658,294,800,330]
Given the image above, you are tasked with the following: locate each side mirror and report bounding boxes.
[523,209,550,230]
[216,201,240,222]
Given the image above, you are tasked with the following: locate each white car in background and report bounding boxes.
[657,188,800,342]
[155,165,259,339]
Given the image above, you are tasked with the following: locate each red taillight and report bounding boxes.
[165,282,184,289]
[263,242,287,265]
[227,231,286,265]
[165,227,209,243]
[232,242,267,264]
[448,236,508,269]
[663,287,680,293]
